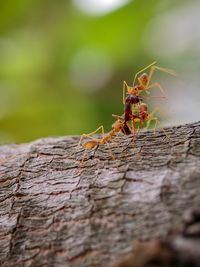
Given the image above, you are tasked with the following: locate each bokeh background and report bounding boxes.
[0,0,200,144]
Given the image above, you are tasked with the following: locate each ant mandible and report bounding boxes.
[122,61,176,104]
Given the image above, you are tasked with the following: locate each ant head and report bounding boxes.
[128,86,139,96]
[117,121,126,131]
[139,73,148,85]
[112,120,123,130]
[118,122,124,129]
[139,103,148,112]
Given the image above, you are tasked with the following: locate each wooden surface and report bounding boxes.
[0,121,200,267]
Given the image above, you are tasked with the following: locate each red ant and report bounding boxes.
[79,62,174,159]
[78,117,134,163]
[122,93,165,134]
[123,61,176,103]
[78,95,142,160]
[78,117,132,155]
[129,102,167,135]
[113,101,165,136]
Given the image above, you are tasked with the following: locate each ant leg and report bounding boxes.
[111,130,122,143]
[142,95,166,100]
[146,65,176,89]
[146,107,160,132]
[148,108,171,140]
[153,118,159,134]
[101,132,116,160]
[146,117,158,134]
[86,125,104,137]
[147,113,171,140]
[144,65,176,97]
[131,119,138,136]
[147,107,160,120]
[161,126,171,141]
[81,149,87,165]
[132,61,157,86]
[135,126,144,160]
[145,82,166,96]
[78,125,105,147]
[112,114,124,121]
[153,119,171,140]
[105,141,115,160]
[123,81,129,104]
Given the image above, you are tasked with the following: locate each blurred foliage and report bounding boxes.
[0,0,192,143]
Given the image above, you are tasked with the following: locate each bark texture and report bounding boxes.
[0,121,200,267]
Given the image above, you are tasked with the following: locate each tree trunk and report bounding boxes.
[0,121,200,267]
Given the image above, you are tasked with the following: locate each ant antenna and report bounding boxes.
[133,61,157,86]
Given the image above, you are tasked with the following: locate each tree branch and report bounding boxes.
[0,121,200,267]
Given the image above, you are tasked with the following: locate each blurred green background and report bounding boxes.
[0,0,200,144]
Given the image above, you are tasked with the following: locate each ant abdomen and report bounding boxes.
[83,140,99,149]
[125,94,142,105]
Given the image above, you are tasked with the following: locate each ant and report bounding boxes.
[123,61,176,104]
[122,93,165,134]
[129,102,166,135]
[113,101,163,136]
[78,61,174,160]
[79,95,147,161]
[78,117,132,159]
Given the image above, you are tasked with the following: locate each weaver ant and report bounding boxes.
[123,93,165,133]
[123,61,176,103]
[128,102,167,136]
[78,117,132,161]
[79,61,174,161]
[113,100,163,136]
[79,94,143,152]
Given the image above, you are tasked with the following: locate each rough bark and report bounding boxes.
[0,121,200,267]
